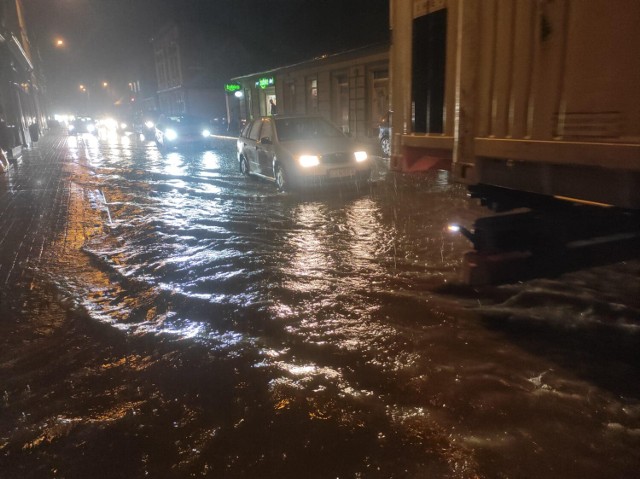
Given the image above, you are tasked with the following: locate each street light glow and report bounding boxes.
[55,38,64,47]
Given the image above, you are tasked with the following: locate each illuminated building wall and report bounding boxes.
[230,43,389,140]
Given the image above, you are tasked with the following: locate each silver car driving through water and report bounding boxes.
[237,116,372,191]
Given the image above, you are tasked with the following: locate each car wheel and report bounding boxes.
[239,156,250,176]
[380,135,390,157]
[274,163,289,192]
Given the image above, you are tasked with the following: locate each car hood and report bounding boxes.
[166,124,209,133]
[278,137,366,156]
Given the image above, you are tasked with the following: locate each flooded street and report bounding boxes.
[1,132,639,478]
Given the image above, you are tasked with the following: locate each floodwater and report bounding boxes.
[1,132,639,478]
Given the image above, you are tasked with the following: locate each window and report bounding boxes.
[260,119,273,141]
[156,50,167,88]
[372,70,389,131]
[168,45,180,86]
[241,122,251,138]
[307,77,318,113]
[332,74,349,131]
[248,121,262,141]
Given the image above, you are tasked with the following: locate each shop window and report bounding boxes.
[307,77,318,113]
[372,70,389,132]
[338,77,349,132]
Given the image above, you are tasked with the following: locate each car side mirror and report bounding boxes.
[260,137,272,145]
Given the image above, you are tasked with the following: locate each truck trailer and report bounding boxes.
[389,0,640,283]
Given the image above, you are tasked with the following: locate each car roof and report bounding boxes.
[164,114,207,121]
[259,115,326,121]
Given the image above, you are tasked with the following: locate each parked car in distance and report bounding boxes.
[155,114,213,150]
[378,111,391,157]
[68,117,96,135]
[237,116,372,191]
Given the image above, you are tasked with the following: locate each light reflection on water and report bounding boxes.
[77,135,473,376]
[46,134,640,478]
[200,150,222,174]
[163,152,185,176]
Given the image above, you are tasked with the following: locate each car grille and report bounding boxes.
[321,152,352,165]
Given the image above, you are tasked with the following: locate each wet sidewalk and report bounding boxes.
[0,132,152,477]
[2,131,97,280]
[1,130,109,291]
[1,133,73,320]
[0,130,105,368]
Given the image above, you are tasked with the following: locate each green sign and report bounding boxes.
[256,77,274,89]
[224,83,241,93]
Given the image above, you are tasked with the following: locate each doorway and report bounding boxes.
[261,87,276,116]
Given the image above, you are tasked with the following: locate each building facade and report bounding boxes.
[228,44,389,140]
[152,23,224,120]
[0,0,46,160]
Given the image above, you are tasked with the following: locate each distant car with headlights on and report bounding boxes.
[237,116,371,191]
[68,117,96,135]
[154,114,213,150]
[96,116,132,136]
[132,113,157,141]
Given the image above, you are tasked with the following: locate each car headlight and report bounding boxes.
[299,155,320,168]
[103,118,117,131]
[165,128,178,141]
[354,151,368,162]
[87,124,96,133]
[201,129,211,138]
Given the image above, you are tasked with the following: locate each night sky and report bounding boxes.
[23,0,389,114]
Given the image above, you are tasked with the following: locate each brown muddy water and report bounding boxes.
[1,132,639,478]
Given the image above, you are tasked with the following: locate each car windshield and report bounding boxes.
[166,116,207,126]
[274,117,344,142]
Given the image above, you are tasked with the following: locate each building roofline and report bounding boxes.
[2,33,33,72]
[231,42,389,81]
